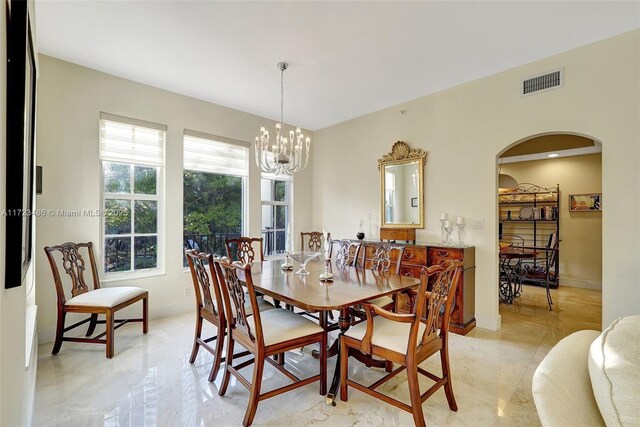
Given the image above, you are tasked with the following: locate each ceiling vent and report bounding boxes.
[521,69,563,96]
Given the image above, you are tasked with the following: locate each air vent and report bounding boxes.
[521,69,563,96]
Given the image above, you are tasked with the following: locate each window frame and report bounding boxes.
[182,131,249,268]
[99,115,166,281]
[261,174,293,258]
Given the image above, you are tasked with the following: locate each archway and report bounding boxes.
[495,132,603,329]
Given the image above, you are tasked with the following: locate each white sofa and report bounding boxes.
[532,315,640,426]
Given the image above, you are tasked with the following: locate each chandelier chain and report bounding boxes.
[280,64,284,125]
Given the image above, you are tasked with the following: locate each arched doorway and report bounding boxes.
[496,132,603,330]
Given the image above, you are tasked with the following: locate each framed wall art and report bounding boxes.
[5,0,38,288]
[569,193,601,212]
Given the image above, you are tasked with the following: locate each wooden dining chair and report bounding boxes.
[300,231,329,252]
[44,242,148,358]
[185,250,274,382]
[225,237,264,263]
[213,257,327,426]
[359,242,406,311]
[340,260,463,427]
[328,239,362,268]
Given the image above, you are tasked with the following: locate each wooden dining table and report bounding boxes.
[238,257,421,405]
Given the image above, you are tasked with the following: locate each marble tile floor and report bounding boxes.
[34,284,601,426]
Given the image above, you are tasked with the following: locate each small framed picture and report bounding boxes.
[569,193,602,212]
[410,197,418,207]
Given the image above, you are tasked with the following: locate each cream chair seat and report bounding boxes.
[345,313,427,354]
[246,308,325,346]
[66,287,147,308]
[365,295,394,309]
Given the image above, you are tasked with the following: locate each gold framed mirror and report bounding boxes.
[378,141,427,228]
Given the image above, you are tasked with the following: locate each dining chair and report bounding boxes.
[213,257,327,426]
[43,242,148,358]
[340,260,463,427]
[359,242,406,310]
[184,250,275,382]
[328,239,362,268]
[523,231,559,310]
[225,237,264,263]
[300,231,329,252]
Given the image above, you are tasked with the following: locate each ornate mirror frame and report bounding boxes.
[378,141,427,229]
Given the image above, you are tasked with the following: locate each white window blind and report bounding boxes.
[183,131,248,177]
[100,112,166,167]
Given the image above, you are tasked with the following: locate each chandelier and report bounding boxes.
[255,62,311,175]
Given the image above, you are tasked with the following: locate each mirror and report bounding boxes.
[378,141,426,228]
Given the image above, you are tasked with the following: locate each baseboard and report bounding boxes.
[560,278,602,290]
[37,300,192,344]
[475,313,501,331]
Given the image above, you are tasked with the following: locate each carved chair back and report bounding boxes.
[360,242,405,274]
[412,260,462,350]
[213,257,265,348]
[225,237,264,263]
[185,250,224,320]
[328,239,362,268]
[44,242,101,306]
[301,231,329,252]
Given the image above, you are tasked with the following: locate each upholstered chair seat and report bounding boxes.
[246,308,324,346]
[65,287,147,308]
[365,295,394,309]
[345,316,427,354]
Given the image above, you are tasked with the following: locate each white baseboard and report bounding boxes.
[560,278,602,290]
[475,313,501,331]
[37,300,192,345]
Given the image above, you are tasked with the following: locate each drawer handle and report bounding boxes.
[402,271,415,277]
[437,250,448,257]
[404,252,414,260]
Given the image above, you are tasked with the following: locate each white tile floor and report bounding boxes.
[34,285,601,426]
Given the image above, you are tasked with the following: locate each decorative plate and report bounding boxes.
[519,206,533,220]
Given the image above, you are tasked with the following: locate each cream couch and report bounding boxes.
[532,315,640,426]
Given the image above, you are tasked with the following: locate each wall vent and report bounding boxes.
[521,69,563,96]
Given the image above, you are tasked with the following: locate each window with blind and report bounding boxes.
[100,113,165,275]
[261,175,291,256]
[183,131,248,261]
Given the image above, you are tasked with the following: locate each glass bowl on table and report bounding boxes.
[286,251,321,276]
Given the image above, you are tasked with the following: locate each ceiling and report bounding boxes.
[35,1,640,131]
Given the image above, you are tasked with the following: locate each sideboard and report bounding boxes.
[361,241,476,335]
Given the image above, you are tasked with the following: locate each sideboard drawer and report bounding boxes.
[399,265,423,278]
[380,227,416,242]
[402,246,427,265]
[428,247,463,265]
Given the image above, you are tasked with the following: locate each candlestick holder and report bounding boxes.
[457,223,466,246]
[440,219,447,243]
[444,222,455,245]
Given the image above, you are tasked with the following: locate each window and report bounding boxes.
[100,113,165,275]
[261,175,291,256]
[183,131,248,261]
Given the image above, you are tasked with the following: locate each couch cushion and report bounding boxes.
[532,330,605,427]
[66,287,147,308]
[589,315,640,427]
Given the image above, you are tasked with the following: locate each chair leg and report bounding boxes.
[208,325,225,383]
[86,313,98,337]
[243,354,265,427]
[105,310,115,359]
[219,336,235,396]
[339,337,349,401]
[406,362,426,427]
[320,332,327,395]
[440,344,458,411]
[52,311,66,355]
[189,315,203,364]
[142,296,149,333]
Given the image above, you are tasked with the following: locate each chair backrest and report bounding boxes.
[225,237,264,263]
[184,250,223,320]
[410,260,462,350]
[213,257,264,347]
[328,239,362,267]
[301,231,330,252]
[44,242,100,306]
[500,234,525,249]
[547,231,559,269]
[360,242,405,274]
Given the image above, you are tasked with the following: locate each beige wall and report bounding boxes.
[35,55,314,343]
[313,30,640,330]
[502,153,602,289]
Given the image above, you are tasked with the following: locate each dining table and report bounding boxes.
[238,257,421,406]
[499,248,539,303]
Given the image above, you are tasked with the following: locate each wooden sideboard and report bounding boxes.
[361,241,476,335]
